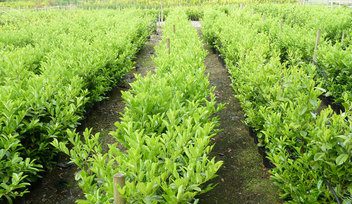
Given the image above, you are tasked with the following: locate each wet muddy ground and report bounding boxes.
[15,23,162,204]
[192,21,281,204]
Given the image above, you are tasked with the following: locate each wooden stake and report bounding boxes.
[280,19,284,30]
[173,25,176,33]
[113,173,125,204]
[341,31,345,44]
[313,29,321,64]
[160,3,163,22]
[166,38,170,54]
[162,10,164,22]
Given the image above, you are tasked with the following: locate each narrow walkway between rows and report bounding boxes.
[17,23,162,204]
[192,21,281,204]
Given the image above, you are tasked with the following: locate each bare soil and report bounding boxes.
[15,23,162,204]
[192,21,281,204]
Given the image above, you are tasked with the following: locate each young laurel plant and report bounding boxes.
[52,129,111,203]
[54,10,222,203]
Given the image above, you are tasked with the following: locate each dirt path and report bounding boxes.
[16,23,162,204]
[191,21,281,204]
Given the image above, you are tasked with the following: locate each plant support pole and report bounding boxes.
[313,29,321,64]
[341,31,345,44]
[113,173,125,204]
[167,38,171,54]
[160,3,163,22]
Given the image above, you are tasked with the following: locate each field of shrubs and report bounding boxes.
[0,3,351,204]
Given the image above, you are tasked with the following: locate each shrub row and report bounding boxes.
[253,4,352,44]
[250,4,352,104]
[54,10,222,203]
[0,9,155,202]
[203,8,352,203]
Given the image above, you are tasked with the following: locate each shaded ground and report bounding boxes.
[318,95,344,114]
[15,23,162,204]
[191,21,281,204]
